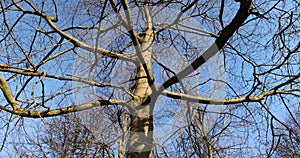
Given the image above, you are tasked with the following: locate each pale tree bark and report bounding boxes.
[126,13,155,158]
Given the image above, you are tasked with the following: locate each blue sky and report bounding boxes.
[0,0,299,157]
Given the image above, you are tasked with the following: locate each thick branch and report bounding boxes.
[13,0,135,62]
[160,0,252,91]
[0,65,128,89]
[44,16,135,62]
[3,100,127,118]
[0,76,21,110]
[162,89,295,105]
[0,74,131,117]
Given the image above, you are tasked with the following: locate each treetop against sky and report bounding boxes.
[0,0,299,157]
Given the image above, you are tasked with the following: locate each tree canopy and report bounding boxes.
[0,0,299,157]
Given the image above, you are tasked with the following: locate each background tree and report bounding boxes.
[0,0,299,157]
[274,112,300,157]
[12,113,115,157]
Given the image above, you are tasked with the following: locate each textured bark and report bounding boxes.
[125,3,156,156]
[126,65,154,158]
[127,114,154,158]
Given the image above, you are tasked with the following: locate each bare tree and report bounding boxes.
[0,0,299,157]
[274,111,300,157]
[12,113,115,157]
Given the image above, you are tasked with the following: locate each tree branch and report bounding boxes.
[0,76,21,110]
[162,88,296,105]
[160,0,252,92]
[1,99,128,118]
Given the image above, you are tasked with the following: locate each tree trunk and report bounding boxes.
[127,112,154,158]
[125,4,155,154]
[126,34,154,157]
[126,65,154,158]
